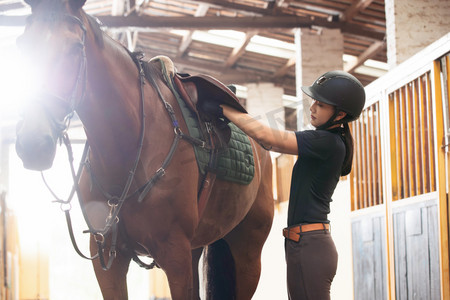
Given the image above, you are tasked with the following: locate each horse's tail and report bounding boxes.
[204,238,236,300]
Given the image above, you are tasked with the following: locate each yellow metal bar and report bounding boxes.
[369,106,375,206]
[390,93,399,201]
[362,110,369,208]
[349,124,356,211]
[376,102,383,205]
[418,76,427,194]
[357,119,364,209]
[426,72,437,192]
[401,87,411,198]
[433,59,450,300]
[412,79,423,195]
[364,109,373,207]
[406,83,416,197]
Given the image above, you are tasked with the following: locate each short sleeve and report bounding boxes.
[295,130,342,159]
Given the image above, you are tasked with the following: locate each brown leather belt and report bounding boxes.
[283,223,330,242]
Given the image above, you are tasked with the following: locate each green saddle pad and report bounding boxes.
[153,57,254,184]
[179,100,255,185]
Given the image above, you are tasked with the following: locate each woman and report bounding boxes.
[201,70,365,299]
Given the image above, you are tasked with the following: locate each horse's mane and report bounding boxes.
[84,13,105,48]
[82,13,161,81]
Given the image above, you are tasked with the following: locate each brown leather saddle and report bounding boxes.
[149,56,248,217]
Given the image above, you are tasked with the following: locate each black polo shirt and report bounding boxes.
[287,128,346,226]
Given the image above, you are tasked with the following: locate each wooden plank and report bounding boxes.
[428,205,441,300]
[352,221,364,298]
[352,215,388,299]
[393,212,407,300]
[342,0,375,22]
[373,216,388,300]
[225,31,257,67]
[405,207,429,299]
[405,208,422,236]
[393,202,441,300]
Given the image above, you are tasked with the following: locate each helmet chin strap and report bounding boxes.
[315,109,342,130]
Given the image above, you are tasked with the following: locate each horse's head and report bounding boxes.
[15,0,88,170]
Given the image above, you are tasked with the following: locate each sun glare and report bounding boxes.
[0,27,32,125]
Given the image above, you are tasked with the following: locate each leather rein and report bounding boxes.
[38,14,204,270]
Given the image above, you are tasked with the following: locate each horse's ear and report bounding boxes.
[69,0,87,10]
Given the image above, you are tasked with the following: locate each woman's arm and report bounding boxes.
[222,105,298,155]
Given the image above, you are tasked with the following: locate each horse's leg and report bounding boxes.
[192,247,204,300]
[90,236,131,300]
[156,233,194,300]
[224,186,274,299]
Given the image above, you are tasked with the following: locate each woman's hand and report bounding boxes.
[222,105,298,155]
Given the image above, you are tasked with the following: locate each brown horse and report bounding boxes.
[14,0,274,299]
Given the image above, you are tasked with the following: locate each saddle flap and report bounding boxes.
[176,73,247,114]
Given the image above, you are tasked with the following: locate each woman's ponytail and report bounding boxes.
[341,122,354,176]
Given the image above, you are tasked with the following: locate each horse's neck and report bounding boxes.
[81,33,145,170]
[80,29,175,185]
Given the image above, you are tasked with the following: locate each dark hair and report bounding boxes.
[341,122,353,176]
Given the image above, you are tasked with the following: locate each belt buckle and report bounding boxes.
[285,227,300,242]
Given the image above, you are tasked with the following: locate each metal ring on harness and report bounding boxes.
[108,196,119,207]
[94,233,105,244]
[60,202,72,212]
[174,126,183,136]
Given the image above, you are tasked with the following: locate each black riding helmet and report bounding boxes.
[301,70,366,125]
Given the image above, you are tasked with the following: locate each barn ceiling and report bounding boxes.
[0,0,387,97]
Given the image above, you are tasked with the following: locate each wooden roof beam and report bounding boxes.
[194,0,276,15]
[177,3,209,57]
[342,0,376,22]
[0,15,384,40]
[344,40,386,73]
[273,56,296,78]
[225,30,258,67]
